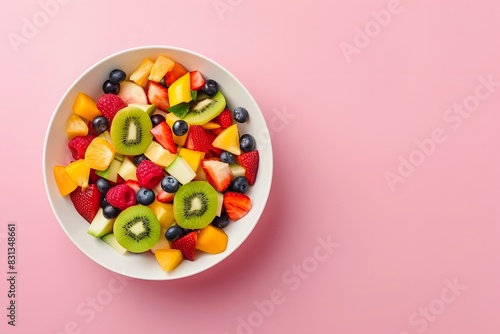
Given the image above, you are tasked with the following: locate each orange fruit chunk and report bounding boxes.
[65,159,90,190]
[84,137,116,171]
[154,249,183,272]
[196,225,228,254]
[66,113,88,139]
[73,92,101,121]
[53,165,78,196]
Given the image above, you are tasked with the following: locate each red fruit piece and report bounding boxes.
[186,125,212,153]
[223,192,252,221]
[157,190,175,203]
[124,180,141,193]
[237,150,259,186]
[201,159,232,192]
[215,109,233,129]
[150,121,177,154]
[70,184,101,223]
[171,231,198,261]
[206,132,222,157]
[189,70,205,91]
[67,135,95,160]
[96,94,127,121]
[147,81,170,110]
[106,184,136,210]
[136,160,164,189]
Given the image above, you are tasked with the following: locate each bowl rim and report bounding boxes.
[42,45,273,280]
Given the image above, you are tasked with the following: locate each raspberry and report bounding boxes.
[68,135,95,160]
[136,160,164,189]
[215,109,233,128]
[96,94,127,121]
[105,184,136,210]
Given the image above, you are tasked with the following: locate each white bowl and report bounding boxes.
[43,46,273,280]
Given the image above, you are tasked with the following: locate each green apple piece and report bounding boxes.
[166,156,196,185]
[117,156,138,181]
[229,163,246,180]
[129,103,157,116]
[95,159,122,183]
[88,208,116,238]
[216,191,223,217]
[101,233,128,255]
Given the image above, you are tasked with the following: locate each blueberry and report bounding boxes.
[239,134,256,152]
[96,178,111,194]
[165,225,184,242]
[103,80,120,94]
[100,194,108,209]
[172,120,188,136]
[103,205,120,219]
[150,114,166,127]
[109,69,126,84]
[220,151,235,164]
[233,107,249,123]
[161,176,179,193]
[92,116,109,134]
[212,213,229,228]
[136,188,155,206]
[229,176,249,194]
[202,79,218,96]
[133,154,149,166]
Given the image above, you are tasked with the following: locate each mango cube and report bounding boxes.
[196,225,228,254]
[72,92,101,121]
[53,165,78,196]
[178,148,205,173]
[155,248,184,272]
[148,201,175,228]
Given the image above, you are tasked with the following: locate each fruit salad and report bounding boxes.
[53,55,260,273]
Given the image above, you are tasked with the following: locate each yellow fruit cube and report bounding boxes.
[148,201,175,228]
[212,123,241,155]
[165,113,189,146]
[66,113,88,139]
[178,148,205,173]
[65,159,90,189]
[53,165,78,196]
[144,141,177,168]
[196,225,228,254]
[149,56,175,83]
[202,122,221,130]
[130,58,154,87]
[168,72,192,107]
[72,92,101,121]
[85,137,116,171]
[155,248,183,272]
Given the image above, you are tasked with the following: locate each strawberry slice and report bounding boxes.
[150,121,177,154]
[223,192,252,221]
[201,159,232,192]
[124,180,141,194]
[70,184,101,223]
[157,190,175,203]
[237,150,259,186]
[186,125,213,153]
[206,132,222,157]
[147,81,170,110]
[171,231,198,261]
[189,70,205,91]
[215,109,233,129]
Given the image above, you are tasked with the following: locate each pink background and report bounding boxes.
[1,0,500,333]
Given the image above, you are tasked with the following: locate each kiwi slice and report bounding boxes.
[110,106,153,155]
[173,181,218,229]
[182,90,226,125]
[113,206,161,253]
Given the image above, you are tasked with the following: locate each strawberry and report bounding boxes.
[124,180,141,194]
[223,192,252,221]
[201,159,232,192]
[186,125,213,153]
[147,81,170,110]
[206,132,222,157]
[237,150,259,186]
[68,135,95,160]
[136,160,164,188]
[96,94,127,121]
[171,231,198,261]
[189,70,205,91]
[70,184,101,223]
[157,190,175,203]
[106,184,136,210]
[150,121,177,154]
[215,109,233,129]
